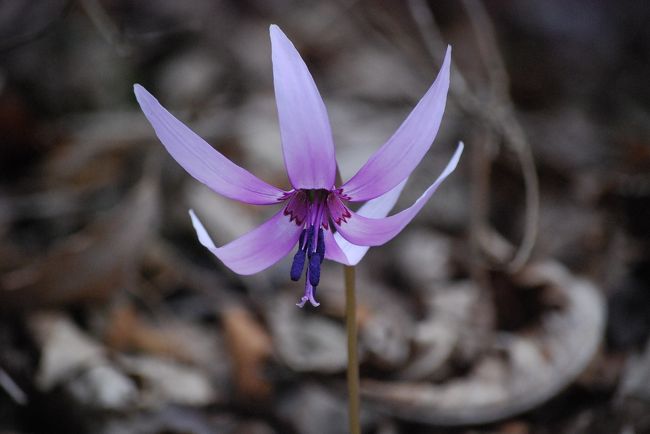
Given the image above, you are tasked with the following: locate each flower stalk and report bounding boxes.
[344,265,360,434]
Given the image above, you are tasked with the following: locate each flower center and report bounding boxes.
[284,188,343,307]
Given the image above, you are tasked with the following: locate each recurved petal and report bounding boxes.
[335,143,463,246]
[323,230,351,265]
[189,208,302,275]
[325,179,407,265]
[341,46,452,202]
[134,84,286,205]
[270,25,336,190]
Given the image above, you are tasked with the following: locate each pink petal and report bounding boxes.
[335,143,463,246]
[270,25,336,190]
[189,208,302,275]
[326,179,407,265]
[341,46,452,202]
[323,229,351,265]
[134,84,286,205]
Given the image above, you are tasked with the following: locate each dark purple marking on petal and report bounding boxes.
[283,190,309,225]
[326,191,352,225]
[332,188,351,201]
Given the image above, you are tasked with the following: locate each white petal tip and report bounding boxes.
[188,209,218,251]
[443,46,452,67]
[133,83,148,97]
[447,142,464,172]
[133,84,155,107]
[269,24,285,40]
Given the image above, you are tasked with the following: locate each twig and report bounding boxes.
[408,0,539,272]
[468,126,497,329]
[407,0,481,113]
[499,113,539,272]
[461,0,509,100]
[460,0,539,272]
[78,0,132,55]
[0,367,27,405]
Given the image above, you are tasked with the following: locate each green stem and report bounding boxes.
[344,265,360,434]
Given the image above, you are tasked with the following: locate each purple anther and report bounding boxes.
[316,228,325,263]
[290,249,306,281]
[308,253,321,286]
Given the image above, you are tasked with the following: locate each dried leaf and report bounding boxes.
[67,364,138,410]
[269,295,347,373]
[118,354,217,407]
[222,306,273,399]
[29,312,104,391]
[362,261,606,425]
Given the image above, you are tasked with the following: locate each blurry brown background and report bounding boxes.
[1,1,649,433]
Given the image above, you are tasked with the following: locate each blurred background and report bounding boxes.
[1,0,649,433]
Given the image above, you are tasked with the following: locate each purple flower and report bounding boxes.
[134,25,463,308]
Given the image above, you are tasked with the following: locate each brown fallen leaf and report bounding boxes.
[222,306,273,399]
[104,302,231,383]
[499,420,531,434]
[105,304,181,361]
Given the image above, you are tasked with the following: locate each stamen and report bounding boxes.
[308,253,321,286]
[290,190,330,308]
[316,228,325,263]
[305,225,315,256]
[298,228,306,250]
[290,249,306,281]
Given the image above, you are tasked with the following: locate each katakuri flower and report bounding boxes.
[134,25,463,308]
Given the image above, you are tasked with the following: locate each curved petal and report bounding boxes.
[335,143,463,246]
[325,179,407,265]
[323,229,351,265]
[134,84,286,205]
[270,25,336,190]
[189,208,302,275]
[341,46,452,202]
